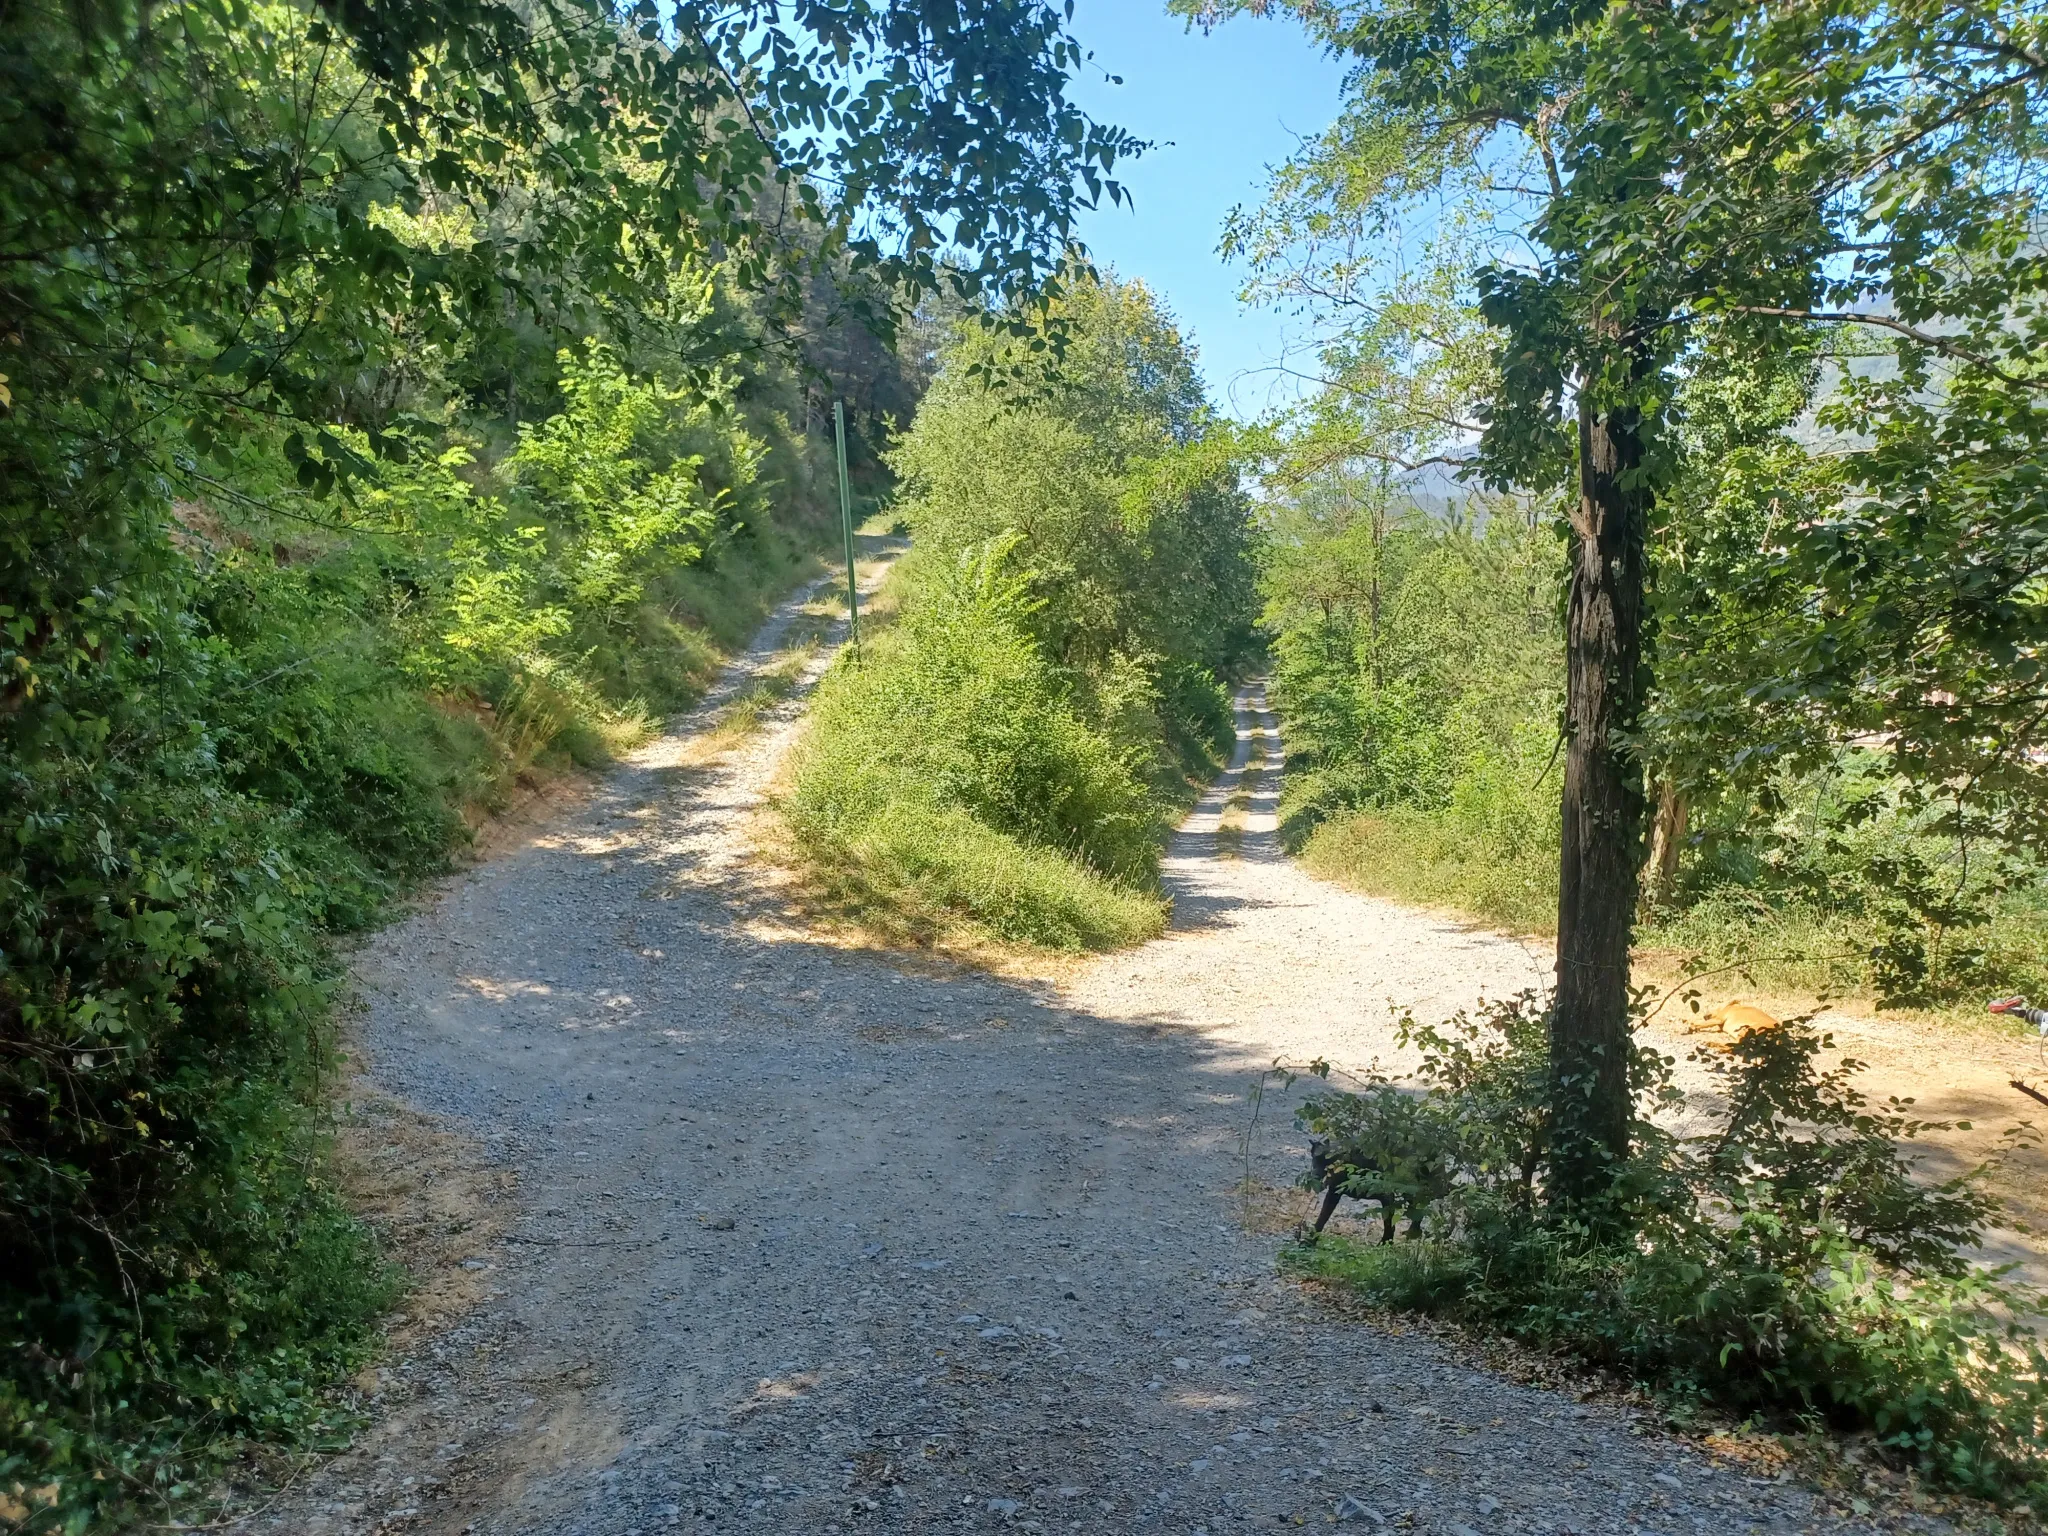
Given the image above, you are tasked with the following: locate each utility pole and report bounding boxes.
[833,399,861,655]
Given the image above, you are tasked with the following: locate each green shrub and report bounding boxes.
[1160,661,1237,773]
[789,544,1167,949]
[196,548,471,930]
[1268,516,1566,931]
[1634,752,2048,1016]
[1265,501,1560,845]
[893,277,1259,693]
[1287,996,2048,1506]
[1296,1081,1461,1241]
[0,524,400,1526]
[1295,729,1560,935]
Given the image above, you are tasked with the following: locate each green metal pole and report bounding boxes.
[833,399,860,655]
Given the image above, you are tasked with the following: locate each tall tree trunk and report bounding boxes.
[1549,397,1650,1204]
[1640,777,1687,916]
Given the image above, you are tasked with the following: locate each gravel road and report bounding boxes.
[1061,689,1550,1075]
[259,566,1891,1536]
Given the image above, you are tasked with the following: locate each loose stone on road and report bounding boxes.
[1062,686,1551,1074]
[264,569,1878,1535]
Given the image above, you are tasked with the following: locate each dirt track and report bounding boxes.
[257,561,1919,1536]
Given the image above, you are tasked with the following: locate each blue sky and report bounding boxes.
[1063,5,1351,420]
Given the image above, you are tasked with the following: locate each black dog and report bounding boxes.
[1299,1080,1458,1243]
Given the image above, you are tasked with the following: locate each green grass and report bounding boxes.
[1298,805,1559,934]
[780,549,1179,955]
[1282,1228,1470,1309]
[410,532,831,831]
[555,533,829,733]
[1282,1222,2048,1510]
[1638,882,2048,1027]
[784,798,1166,951]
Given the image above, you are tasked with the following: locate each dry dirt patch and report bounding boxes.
[331,1075,518,1357]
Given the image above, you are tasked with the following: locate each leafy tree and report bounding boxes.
[1184,0,2046,1199]
[1181,0,1691,1195]
[894,273,1258,718]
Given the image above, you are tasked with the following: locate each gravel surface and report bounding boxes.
[1062,689,1551,1077]
[256,575,1893,1536]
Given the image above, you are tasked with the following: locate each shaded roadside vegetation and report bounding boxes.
[0,0,1129,1523]
[1285,997,2048,1505]
[2,238,886,1536]
[785,275,1258,951]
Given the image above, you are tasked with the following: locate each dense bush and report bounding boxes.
[1,479,402,1524]
[895,279,1260,693]
[785,272,1255,950]
[1288,997,2048,1505]
[790,544,1168,949]
[0,327,852,1523]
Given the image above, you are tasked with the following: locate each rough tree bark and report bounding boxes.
[1549,394,1650,1204]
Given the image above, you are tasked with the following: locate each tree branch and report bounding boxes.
[1726,306,2046,390]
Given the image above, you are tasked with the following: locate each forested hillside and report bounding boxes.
[787,274,1257,950]
[0,0,1129,1522]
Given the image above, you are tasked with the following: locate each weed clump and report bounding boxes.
[1286,996,2048,1507]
